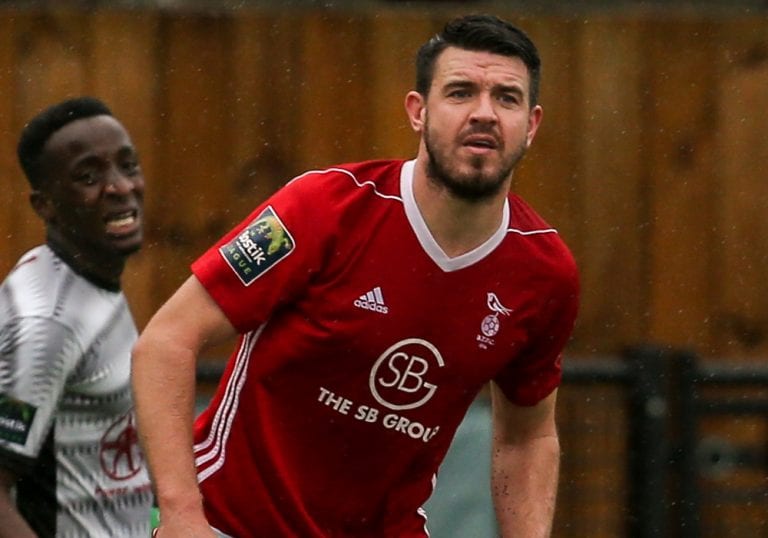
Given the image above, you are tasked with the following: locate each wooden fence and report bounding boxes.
[1,6,767,535]
[2,7,768,359]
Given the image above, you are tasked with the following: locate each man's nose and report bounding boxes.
[469,93,498,124]
[104,169,136,195]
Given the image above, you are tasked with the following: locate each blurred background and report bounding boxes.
[1,0,767,536]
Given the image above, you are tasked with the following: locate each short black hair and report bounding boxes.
[415,14,542,108]
[17,96,113,190]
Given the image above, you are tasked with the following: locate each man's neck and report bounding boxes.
[411,157,510,258]
[46,232,125,291]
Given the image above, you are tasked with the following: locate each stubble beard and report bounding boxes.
[423,119,528,203]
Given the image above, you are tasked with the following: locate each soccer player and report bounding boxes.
[0,97,152,537]
[132,14,579,538]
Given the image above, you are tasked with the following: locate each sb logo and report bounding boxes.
[369,338,444,411]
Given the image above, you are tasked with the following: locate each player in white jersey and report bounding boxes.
[0,97,152,537]
[133,14,579,538]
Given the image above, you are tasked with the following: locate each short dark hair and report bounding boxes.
[17,96,113,190]
[415,14,541,108]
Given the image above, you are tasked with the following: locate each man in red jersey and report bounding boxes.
[132,14,579,538]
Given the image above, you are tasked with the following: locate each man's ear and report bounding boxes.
[525,105,544,148]
[404,91,427,134]
[30,190,56,222]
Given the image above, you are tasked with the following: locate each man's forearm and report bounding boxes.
[491,434,560,538]
[131,334,206,522]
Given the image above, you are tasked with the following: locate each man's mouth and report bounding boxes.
[462,134,499,150]
[105,210,140,235]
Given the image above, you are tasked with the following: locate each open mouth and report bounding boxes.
[462,134,498,150]
[104,209,140,235]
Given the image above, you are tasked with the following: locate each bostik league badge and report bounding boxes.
[219,206,295,286]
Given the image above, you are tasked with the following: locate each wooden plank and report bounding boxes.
[645,17,720,350]
[713,18,768,357]
[294,11,371,170]
[556,385,627,537]
[569,17,648,353]
[548,18,644,523]
[89,10,160,189]
[11,10,90,261]
[225,12,300,221]
[514,17,586,347]
[263,11,308,181]
[1,6,767,366]
[151,12,235,298]
[89,9,161,328]
[366,10,439,160]
[0,12,17,276]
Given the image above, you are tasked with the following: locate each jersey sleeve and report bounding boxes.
[192,173,331,333]
[493,260,580,407]
[0,316,82,467]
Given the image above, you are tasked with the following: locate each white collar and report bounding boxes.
[400,159,510,272]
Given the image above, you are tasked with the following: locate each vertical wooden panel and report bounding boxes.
[295,11,371,169]
[10,10,90,264]
[714,19,768,357]
[513,16,581,229]
[226,12,300,218]
[89,9,161,328]
[259,11,314,181]
[152,13,235,299]
[572,18,648,353]
[0,7,768,536]
[89,10,160,177]
[0,5,767,362]
[514,17,586,345]
[367,10,439,160]
[557,386,628,538]
[14,11,89,112]
[646,18,720,351]
[551,18,647,538]
[0,12,17,275]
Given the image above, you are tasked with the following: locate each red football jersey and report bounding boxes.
[191,159,579,537]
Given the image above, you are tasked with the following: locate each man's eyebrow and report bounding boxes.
[70,145,137,167]
[443,79,475,88]
[496,83,525,95]
[116,145,139,157]
[440,79,480,95]
[442,79,525,94]
[71,154,104,168]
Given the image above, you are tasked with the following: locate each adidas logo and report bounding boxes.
[354,286,389,314]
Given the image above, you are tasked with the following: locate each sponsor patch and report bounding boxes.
[0,394,36,446]
[219,206,295,286]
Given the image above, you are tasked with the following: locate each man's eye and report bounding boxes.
[448,89,471,99]
[76,171,99,185]
[121,160,140,174]
[499,94,520,106]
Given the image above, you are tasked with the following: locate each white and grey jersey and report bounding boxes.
[0,245,151,537]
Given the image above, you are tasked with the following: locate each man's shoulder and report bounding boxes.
[1,245,112,326]
[1,245,60,313]
[331,158,406,175]
[3,245,53,278]
[287,159,406,199]
[505,195,578,281]
[507,194,558,232]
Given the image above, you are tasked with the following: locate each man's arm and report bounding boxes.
[489,383,560,538]
[0,466,36,538]
[131,275,237,538]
